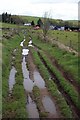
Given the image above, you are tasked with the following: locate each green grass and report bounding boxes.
[12,47,28,118]
[31,48,73,118]
[20,15,78,27]
[20,15,40,24]
[0,22,27,29]
[48,30,78,51]
[2,31,28,118]
[2,22,18,28]
[31,31,79,84]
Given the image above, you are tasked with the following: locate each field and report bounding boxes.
[2,22,79,119]
[48,30,78,51]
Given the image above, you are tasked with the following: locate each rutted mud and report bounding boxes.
[38,51,79,118]
[33,43,78,91]
[21,36,40,118]
[27,51,60,118]
[47,55,78,92]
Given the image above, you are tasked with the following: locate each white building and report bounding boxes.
[24,23,31,26]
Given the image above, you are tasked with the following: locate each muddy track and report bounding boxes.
[47,55,78,92]
[38,51,80,118]
[33,43,78,92]
[27,50,60,118]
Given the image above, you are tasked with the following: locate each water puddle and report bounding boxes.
[22,49,29,56]
[22,56,39,118]
[22,56,33,92]
[9,66,17,94]
[26,94,39,118]
[21,36,58,118]
[33,71,58,117]
[42,95,57,116]
[20,38,25,47]
[33,71,45,89]
[28,40,34,48]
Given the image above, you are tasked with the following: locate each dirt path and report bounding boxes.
[27,50,61,118]
[38,51,79,118]
[45,53,78,92]
[33,43,78,92]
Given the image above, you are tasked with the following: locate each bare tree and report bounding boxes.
[42,12,50,41]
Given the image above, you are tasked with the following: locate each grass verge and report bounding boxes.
[2,31,28,118]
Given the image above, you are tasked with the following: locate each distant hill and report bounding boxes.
[19,15,41,24]
[65,20,78,27]
[20,15,78,27]
[0,12,78,27]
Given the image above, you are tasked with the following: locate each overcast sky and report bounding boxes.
[0,0,80,20]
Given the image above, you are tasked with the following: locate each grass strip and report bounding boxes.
[33,86,48,118]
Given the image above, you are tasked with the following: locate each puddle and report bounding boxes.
[29,40,32,44]
[21,38,39,118]
[20,38,25,47]
[22,57,34,92]
[42,95,57,115]
[21,37,58,118]
[28,40,34,47]
[26,94,39,118]
[22,49,29,56]
[33,71,45,89]
[9,66,17,94]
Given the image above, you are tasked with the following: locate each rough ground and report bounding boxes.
[27,50,61,118]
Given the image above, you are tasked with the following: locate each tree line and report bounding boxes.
[2,12,78,28]
[2,12,24,24]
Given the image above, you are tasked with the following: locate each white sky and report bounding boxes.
[0,0,80,20]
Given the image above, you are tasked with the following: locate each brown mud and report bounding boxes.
[38,51,79,118]
[27,50,61,118]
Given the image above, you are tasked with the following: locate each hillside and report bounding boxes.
[20,15,78,27]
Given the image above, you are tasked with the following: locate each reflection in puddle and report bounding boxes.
[20,39,25,47]
[29,40,32,44]
[33,71,45,89]
[9,66,17,93]
[21,36,58,118]
[21,37,39,118]
[26,94,39,118]
[42,95,57,115]
[22,49,29,56]
[22,57,33,92]
[28,40,34,47]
